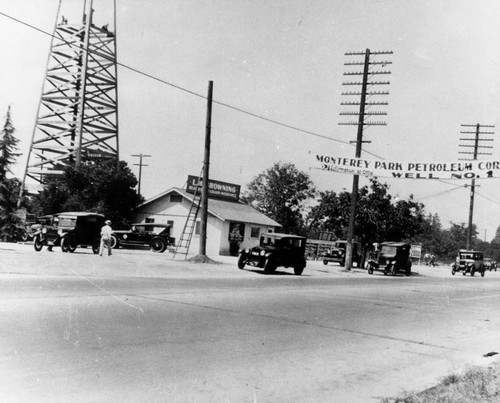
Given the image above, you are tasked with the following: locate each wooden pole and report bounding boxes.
[199,81,213,256]
[345,49,370,271]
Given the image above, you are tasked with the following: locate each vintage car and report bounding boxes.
[33,212,104,253]
[322,240,362,267]
[483,258,497,272]
[366,242,412,276]
[110,223,175,253]
[451,250,485,277]
[237,233,307,275]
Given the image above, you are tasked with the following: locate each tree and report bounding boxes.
[242,162,316,234]
[0,106,23,241]
[309,179,428,249]
[31,159,143,228]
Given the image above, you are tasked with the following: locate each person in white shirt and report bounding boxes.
[99,220,113,256]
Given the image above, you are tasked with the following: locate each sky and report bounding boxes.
[1,0,500,242]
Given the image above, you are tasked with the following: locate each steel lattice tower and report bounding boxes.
[23,0,119,185]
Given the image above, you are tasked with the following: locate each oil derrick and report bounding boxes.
[22,0,119,187]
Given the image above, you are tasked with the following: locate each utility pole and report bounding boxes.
[132,153,151,197]
[459,123,494,249]
[199,80,213,258]
[339,49,392,271]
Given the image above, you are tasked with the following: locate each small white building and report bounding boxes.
[133,187,281,256]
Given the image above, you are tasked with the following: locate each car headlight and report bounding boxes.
[260,250,266,256]
[245,248,250,254]
[42,228,47,234]
[391,260,397,265]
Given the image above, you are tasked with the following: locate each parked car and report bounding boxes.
[366,242,412,276]
[322,240,362,267]
[110,223,175,253]
[451,250,486,277]
[33,212,104,254]
[237,233,307,275]
[483,258,497,272]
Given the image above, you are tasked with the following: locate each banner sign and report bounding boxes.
[186,175,240,202]
[311,152,500,180]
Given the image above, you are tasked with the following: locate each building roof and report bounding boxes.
[137,187,282,227]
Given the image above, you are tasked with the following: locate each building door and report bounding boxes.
[228,222,244,256]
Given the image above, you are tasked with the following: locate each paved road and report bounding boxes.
[0,243,499,402]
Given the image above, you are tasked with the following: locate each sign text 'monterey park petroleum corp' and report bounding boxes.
[311,152,500,180]
[186,175,241,202]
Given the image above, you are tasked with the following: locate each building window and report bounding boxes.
[170,194,183,203]
[145,217,155,223]
[250,227,260,238]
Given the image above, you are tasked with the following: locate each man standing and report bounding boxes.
[99,219,113,256]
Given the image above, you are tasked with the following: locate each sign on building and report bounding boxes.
[410,244,422,259]
[186,175,241,202]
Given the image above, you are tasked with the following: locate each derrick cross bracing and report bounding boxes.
[24,1,119,183]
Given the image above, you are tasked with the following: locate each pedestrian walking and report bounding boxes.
[99,219,113,256]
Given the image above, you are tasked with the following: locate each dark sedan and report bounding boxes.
[110,223,175,253]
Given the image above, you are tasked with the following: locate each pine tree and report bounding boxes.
[0,106,22,241]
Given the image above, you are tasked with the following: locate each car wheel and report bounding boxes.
[151,238,166,253]
[340,259,346,267]
[481,271,485,277]
[405,262,412,276]
[323,260,328,265]
[109,235,119,249]
[237,254,246,269]
[20,232,29,242]
[294,264,304,276]
[367,264,374,275]
[264,257,276,274]
[451,268,456,275]
[34,236,43,252]
[92,242,100,254]
[471,270,475,277]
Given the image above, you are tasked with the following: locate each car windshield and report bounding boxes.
[380,245,397,257]
[460,253,482,260]
[260,235,277,246]
[58,216,76,229]
[334,242,347,249]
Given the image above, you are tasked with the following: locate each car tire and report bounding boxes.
[237,254,246,269]
[34,236,43,252]
[20,232,29,242]
[462,270,466,276]
[367,264,374,275]
[264,257,276,274]
[481,271,485,277]
[294,265,304,276]
[151,238,166,253]
[405,262,412,276]
[109,235,119,249]
[451,268,456,275]
[323,260,328,265]
[471,270,475,276]
[92,241,100,254]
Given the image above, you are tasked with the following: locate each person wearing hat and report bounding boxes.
[99,219,113,256]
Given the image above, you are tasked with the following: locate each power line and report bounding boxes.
[418,185,464,201]
[0,10,385,160]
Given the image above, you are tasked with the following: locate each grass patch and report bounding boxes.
[381,363,500,403]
